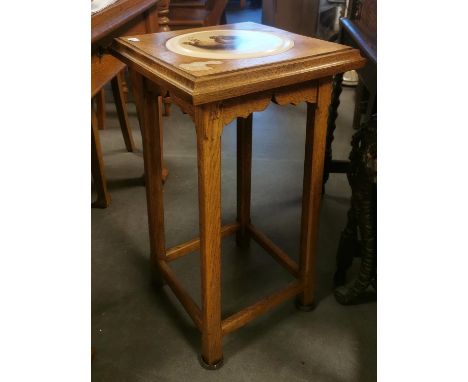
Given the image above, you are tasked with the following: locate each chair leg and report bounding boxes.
[91,105,111,208]
[96,90,106,130]
[111,72,136,152]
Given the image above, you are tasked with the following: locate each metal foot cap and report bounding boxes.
[198,354,224,370]
[295,297,316,312]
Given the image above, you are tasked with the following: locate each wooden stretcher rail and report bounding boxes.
[221,281,304,335]
[165,222,240,262]
[157,260,202,331]
[247,224,300,278]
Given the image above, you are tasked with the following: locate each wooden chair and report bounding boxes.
[91,0,171,208]
[91,55,136,208]
[168,0,227,30]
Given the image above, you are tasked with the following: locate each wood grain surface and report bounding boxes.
[195,102,224,365]
[111,22,365,104]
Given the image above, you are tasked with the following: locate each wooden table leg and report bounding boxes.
[129,69,168,183]
[119,70,129,103]
[91,105,111,208]
[111,71,136,152]
[96,89,106,130]
[195,103,224,369]
[132,70,167,280]
[236,114,253,248]
[297,78,333,310]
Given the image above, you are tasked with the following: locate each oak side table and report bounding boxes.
[110,21,364,369]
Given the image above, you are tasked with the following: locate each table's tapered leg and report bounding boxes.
[131,70,166,274]
[91,104,111,208]
[298,78,333,310]
[236,114,253,248]
[195,103,224,369]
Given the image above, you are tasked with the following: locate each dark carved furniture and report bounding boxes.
[91,0,170,208]
[323,0,377,304]
[333,115,376,304]
[110,21,364,368]
[323,0,376,187]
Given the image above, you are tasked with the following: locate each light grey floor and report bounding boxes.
[91,86,376,381]
[92,5,376,381]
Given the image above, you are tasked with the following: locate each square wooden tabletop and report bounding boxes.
[111,22,365,104]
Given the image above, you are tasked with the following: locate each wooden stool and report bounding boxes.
[111,21,364,369]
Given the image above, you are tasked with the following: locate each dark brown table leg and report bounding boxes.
[297,78,333,310]
[195,103,224,369]
[91,105,111,208]
[236,114,253,248]
[96,89,106,130]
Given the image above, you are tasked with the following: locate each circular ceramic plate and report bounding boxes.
[165,29,294,60]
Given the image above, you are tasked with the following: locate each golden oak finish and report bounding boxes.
[298,79,333,307]
[133,70,167,268]
[110,22,364,368]
[195,102,224,366]
[128,69,169,184]
[111,22,364,104]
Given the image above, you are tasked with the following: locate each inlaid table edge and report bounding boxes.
[110,40,365,105]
